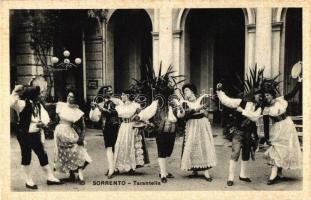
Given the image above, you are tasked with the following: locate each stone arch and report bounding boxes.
[176,8,255,31]
[107,9,154,31]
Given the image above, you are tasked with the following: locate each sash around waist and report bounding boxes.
[270,114,287,123]
[188,113,205,120]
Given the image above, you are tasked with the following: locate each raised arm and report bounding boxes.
[10,85,26,113]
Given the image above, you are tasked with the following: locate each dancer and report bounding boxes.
[53,88,92,185]
[216,83,261,186]
[10,85,62,189]
[180,83,217,182]
[261,80,302,185]
[113,89,155,174]
[89,85,122,179]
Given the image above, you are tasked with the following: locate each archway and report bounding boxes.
[107,9,153,93]
[182,9,245,96]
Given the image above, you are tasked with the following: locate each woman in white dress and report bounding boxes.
[180,83,217,181]
[113,89,154,174]
[261,86,302,185]
[54,89,92,185]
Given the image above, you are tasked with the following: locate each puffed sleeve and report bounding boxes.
[72,108,84,123]
[241,102,262,122]
[56,102,65,114]
[10,92,25,114]
[268,96,288,116]
[89,107,101,122]
[111,97,124,106]
[216,90,242,109]
[138,100,158,121]
[40,104,50,125]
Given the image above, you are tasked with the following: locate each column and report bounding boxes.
[172,30,182,77]
[271,22,283,78]
[158,8,173,75]
[152,32,159,73]
[255,8,272,77]
[245,24,256,75]
[84,20,104,100]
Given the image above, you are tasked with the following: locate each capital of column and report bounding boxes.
[246,24,256,33]
[151,32,159,40]
[272,22,283,32]
[173,30,182,39]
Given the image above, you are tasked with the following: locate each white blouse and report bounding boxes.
[116,102,141,119]
[56,102,84,123]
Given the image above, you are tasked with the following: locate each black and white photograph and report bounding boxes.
[5,4,307,196]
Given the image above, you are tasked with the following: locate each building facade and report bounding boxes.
[10,8,302,106]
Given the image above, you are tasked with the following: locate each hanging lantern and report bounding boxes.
[51,57,59,64]
[75,58,82,65]
[63,50,70,57]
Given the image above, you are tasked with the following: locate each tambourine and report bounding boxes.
[291,61,302,79]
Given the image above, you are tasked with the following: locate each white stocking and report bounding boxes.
[240,160,248,178]
[78,169,84,180]
[158,158,167,178]
[42,165,60,182]
[269,165,278,180]
[106,147,114,175]
[23,165,35,185]
[228,160,237,181]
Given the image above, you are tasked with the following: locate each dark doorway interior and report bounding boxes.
[185,9,245,124]
[113,10,152,93]
[284,8,302,115]
[186,9,245,96]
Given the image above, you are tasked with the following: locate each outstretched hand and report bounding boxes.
[216,83,223,91]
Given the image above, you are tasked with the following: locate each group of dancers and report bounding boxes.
[10,72,302,190]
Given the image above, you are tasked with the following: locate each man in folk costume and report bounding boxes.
[216,67,265,186]
[89,85,122,178]
[216,84,262,186]
[10,85,63,189]
[149,89,185,183]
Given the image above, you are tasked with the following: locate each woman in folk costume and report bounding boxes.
[54,88,92,185]
[89,85,122,179]
[10,85,62,189]
[180,83,217,181]
[260,80,302,185]
[113,89,157,174]
[216,83,262,186]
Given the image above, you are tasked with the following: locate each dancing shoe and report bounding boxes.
[239,176,252,182]
[25,183,38,189]
[204,177,213,182]
[158,173,175,178]
[267,176,281,185]
[160,177,167,183]
[77,177,85,185]
[227,180,234,186]
[47,180,64,185]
